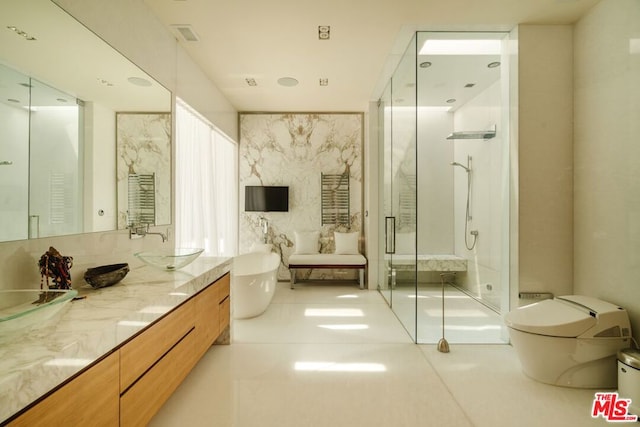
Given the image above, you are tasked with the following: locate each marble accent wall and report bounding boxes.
[116,112,171,229]
[239,113,363,280]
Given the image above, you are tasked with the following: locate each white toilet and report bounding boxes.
[505,295,632,388]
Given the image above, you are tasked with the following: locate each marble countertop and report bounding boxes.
[0,256,232,423]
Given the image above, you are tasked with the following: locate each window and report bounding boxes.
[175,99,237,256]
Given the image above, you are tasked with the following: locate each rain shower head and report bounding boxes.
[446,124,496,140]
[451,161,470,172]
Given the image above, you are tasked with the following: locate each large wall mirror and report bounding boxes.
[0,0,172,243]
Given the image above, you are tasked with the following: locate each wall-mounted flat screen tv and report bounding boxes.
[244,186,289,212]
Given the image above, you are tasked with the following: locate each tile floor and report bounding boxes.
[150,282,612,427]
[388,284,508,344]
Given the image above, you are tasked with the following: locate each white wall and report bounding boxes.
[83,102,117,232]
[517,25,574,302]
[452,81,504,307]
[417,111,454,255]
[573,0,640,340]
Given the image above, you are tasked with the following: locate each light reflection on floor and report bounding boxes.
[390,284,509,344]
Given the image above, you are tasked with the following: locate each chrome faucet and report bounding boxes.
[145,227,168,242]
[129,223,167,242]
[259,216,268,243]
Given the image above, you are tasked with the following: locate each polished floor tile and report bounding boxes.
[391,284,509,344]
[150,282,612,427]
[233,282,410,344]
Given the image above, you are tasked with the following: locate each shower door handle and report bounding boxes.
[385,216,396,254]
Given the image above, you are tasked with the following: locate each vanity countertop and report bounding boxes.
[0,256,232,423]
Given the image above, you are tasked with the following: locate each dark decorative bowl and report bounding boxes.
[84,263,130,289]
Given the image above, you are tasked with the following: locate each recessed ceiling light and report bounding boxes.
[446,98,456,103]
[464,83,476,88]
[128,76,152,87]
[487,61,501,68]
[318,25,330,40]
[56,98,68,103]
[278,77,299,87]
[419,61,432,68]
[6,25,36,41]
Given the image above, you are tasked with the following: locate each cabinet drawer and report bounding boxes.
[9,352,119,427]
[120,330,197,427]
[120,298,195,393]
[195,282,220,357]
[219,295,230,332]
[217,273,230,302]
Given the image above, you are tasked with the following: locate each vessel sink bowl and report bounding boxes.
[84,263,130,288]
[0,289,78,337]
[134,248,204,271]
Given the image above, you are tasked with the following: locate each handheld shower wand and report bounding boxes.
[451,156,478,250]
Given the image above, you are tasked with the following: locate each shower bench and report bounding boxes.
[389,254,467,272]
[288,254,367,289]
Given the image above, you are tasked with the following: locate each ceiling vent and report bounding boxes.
[171,25,200,42]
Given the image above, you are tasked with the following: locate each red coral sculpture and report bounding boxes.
[38,246,73,290]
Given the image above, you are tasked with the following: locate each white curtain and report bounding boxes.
[175,99,237,256]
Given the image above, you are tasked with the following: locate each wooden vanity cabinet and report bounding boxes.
[119,298,198,427]
[8,351,120,427]
[194,272,231,357]
[120,330,198,426]
[218,275,231,333]
[195,279,220,357]
[119,298,196,393]
[5,272,231,427]
[119,272,231,426]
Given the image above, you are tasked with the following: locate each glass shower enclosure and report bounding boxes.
[378,31,511,344]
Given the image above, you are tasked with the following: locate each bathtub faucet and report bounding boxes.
[259,216,268,243]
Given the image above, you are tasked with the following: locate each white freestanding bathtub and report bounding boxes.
[232,252,280,319]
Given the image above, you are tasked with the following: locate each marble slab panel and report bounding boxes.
[239,113,363,281]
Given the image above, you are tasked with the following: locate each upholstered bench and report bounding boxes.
[288,253,367,289]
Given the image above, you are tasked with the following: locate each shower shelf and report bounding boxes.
[446,125,496,140]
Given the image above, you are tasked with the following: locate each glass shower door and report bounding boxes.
[379,34,418,342]
[378,82,393,306]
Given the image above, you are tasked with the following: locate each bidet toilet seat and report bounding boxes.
[505,298,595,337]
[505,295,630,338]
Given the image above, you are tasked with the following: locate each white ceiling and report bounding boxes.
[144,0,600,112]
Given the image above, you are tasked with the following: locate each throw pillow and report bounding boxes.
[294,231,320,254]
[334,231,359,254]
